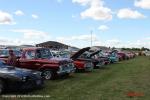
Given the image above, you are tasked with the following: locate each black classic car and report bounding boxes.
[0,60,44,94]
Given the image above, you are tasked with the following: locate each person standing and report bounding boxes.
[7,49,17,66]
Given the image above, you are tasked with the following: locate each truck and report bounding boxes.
[0,48,75,80]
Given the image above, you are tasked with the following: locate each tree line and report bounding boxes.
[121,47,150,51]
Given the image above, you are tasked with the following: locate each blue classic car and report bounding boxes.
[0,60,44,94]
[106,51,119,63]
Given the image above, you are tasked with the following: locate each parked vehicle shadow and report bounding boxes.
[98,66,110,70]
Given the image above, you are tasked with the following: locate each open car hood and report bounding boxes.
[89,50,101,58]
[71,47,91,60]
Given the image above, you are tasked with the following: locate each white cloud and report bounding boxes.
[57,0,63,3]
[0,37,12,45]
[57,34,150,48]
[12,29,49,40]
[135,0,150,9]
[72,0,91,6]
[104,38,150,48]
[105,39,121,47]
[125,39,150,48]
[32,14,39,19]
[14,10,24,16]
[72,14,77,18]
[5,29,51,45]
[0,37,27,46]
[145,37,150,40]
[117,8,146,19]
[0,11,15,25]
[73,0,112,21]
[1,34,150,48]
[98,25,109,31]
[56,34,99,48]
[57,34,98,42]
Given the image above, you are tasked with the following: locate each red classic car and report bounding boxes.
[117,52,128,60]
[71,47,94,72]
[79,50,106,68]
[126,52,135,59]
[0,48,75,80]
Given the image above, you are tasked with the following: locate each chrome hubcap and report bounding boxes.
[43,71,52,80]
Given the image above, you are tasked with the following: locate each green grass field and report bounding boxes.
[1,56,150,100]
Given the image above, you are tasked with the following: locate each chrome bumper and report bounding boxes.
[84,62,94,71]
[57,63,76,75]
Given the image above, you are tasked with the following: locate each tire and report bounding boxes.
[0,79,4,94]
[97,61,105,68]
[42,70,55,80]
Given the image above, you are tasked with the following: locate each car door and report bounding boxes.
[19,50,37,70]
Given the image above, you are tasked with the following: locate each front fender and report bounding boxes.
[39,64,59,71]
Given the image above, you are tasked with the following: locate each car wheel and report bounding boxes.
[98,61,105,68]
[42,70,54,80]
[0,80,4,94]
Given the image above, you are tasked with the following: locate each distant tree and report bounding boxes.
[121,47,142,51]
[141,47,150,51]
[112,47,116,50]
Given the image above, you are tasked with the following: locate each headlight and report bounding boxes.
[59,65,63,71]
[22,76,27,82]
[33,72,42,76]
[84,62,92,68]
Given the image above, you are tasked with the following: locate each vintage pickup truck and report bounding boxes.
[0,48,75,80]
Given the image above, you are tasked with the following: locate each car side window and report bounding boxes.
[36,49,51,59]
[25,51,35,59]
[111,52,116,57]
[41,49,51,59]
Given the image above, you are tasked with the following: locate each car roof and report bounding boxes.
[22,47,49,51]
[0,49,20,51]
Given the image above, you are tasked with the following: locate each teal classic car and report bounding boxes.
[106,51,119,63]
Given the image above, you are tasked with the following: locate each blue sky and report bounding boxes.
[0,0,150,48]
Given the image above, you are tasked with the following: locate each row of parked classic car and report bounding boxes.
[0,47,136,94]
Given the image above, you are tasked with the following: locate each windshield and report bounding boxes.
[98,52,104,57]
[36,49,52,59]
[59,51,70,58]
[0,50,9,56]
[80,52,90,58]
[111,52,117,57]
[0,49,21,57]
[14,50,21,57]
[51,51,60,58]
